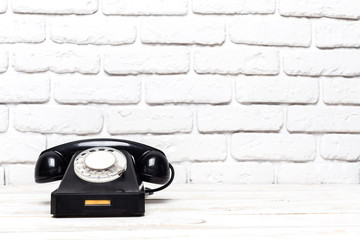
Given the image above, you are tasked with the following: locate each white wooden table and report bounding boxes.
[0,183,359,239]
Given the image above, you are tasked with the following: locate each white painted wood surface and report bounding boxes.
[0,183,359,239]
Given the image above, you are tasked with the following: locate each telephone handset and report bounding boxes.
[35,139,175,217]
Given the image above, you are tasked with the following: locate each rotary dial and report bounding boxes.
[74,147,127,183]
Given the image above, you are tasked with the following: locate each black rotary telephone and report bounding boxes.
[35,139,175,217]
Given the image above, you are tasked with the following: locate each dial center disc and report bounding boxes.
[85,151,116,170]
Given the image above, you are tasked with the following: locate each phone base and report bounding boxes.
[51,188,145,217]
[50,150,146,217]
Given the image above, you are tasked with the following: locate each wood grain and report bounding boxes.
[0,184,359,239]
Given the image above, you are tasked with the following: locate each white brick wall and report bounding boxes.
[107,107,193,134]
[283,50,360,77]
[141,18,225,45]
[231,133,316,161]
[102,0,188,16]
[0,16,45,43]
[323,78,360,105]
[0,106,8,132]
[13,47,101,74]
[287,106,360,133]
[320,135,360,161]
[277,162,360,184]
[279,0,360,19]
[315,19,360,48]
[0,0,360,185]
[0,166,4,185]
[235,77,318,104]
[0,0,7,13]
[189,162,274,184]
[229,16,311,47]
[145,76,231,104]
[5,164,35,185]
[12,0,99,14]
[0,74,49,103]
[0,50,8,72]
[53,76,141,104]
[0,134,46,163]
[192,0,276,15]
[194,48,279,75]
[104,47,190,75]
[197,106,283,133]
[50,18,136,45]
[14,105,103,134]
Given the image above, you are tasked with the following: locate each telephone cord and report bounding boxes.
[145,164,175,194]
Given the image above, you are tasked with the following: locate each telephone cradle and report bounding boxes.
[35,139,175,217]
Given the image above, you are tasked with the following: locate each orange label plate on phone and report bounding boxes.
[84,200,111,206]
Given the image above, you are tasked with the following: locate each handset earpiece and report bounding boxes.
[138,150,170,184]
[137,150,175,194]
[35,151,67,183]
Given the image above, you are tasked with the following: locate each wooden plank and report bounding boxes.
[1,228,360,240]
[1,213,360,230]
[0,184,359,239]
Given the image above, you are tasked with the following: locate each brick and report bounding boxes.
[14,105,103,134]
[320,134,360,161]
[231,133,316,161]
[323,78,360,105]
[12,0,98,14]
[0,74,49,103]
[0,0,7,13]
[104,47,189,75]
[283,50,360,77]
[129,134,227,162]
[102,0,187,16]
[54,76,141,104]
[197,106,283,133]
[107,107,193,134]
[193,0,275,15]
[279,0,360,20]
[0,167,3,185]
[236,77,318,104]
[0,106,8,132]
[50,17,136,45]
[170,164,187,184]
[194,48,279,75]
[0,134,46,163]
[315,19,360,48]
[46,135,95,149]
[0,16,45,43]
[277,163,360,184]
[5,164,35,185]
[13,48,100,74]
[287,106,360,133]
[189,162,274,184]
[140,18,225,45]
[229,16,311,47]
[0,50,8,72]
[145,75,232,105]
